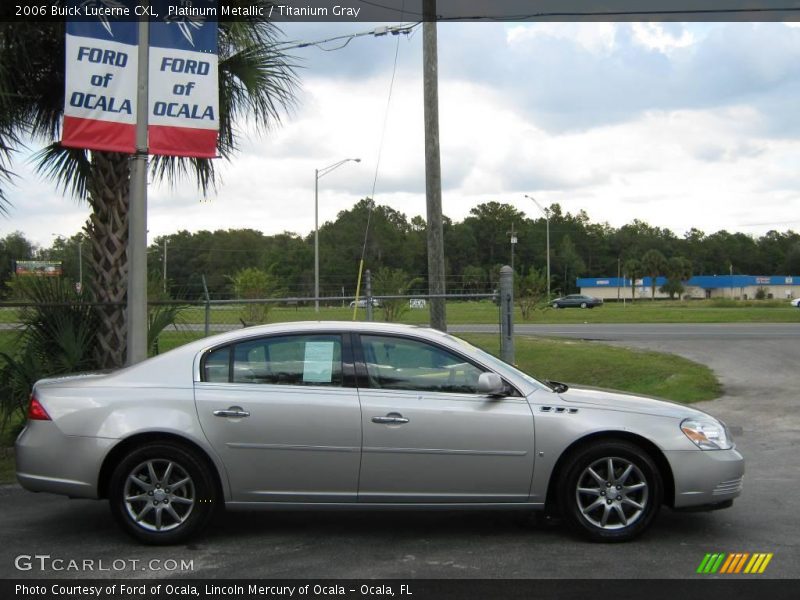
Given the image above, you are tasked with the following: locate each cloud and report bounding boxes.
[434,22,800,135]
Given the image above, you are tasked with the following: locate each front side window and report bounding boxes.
[360,335,484,394]
[203,335,343,386]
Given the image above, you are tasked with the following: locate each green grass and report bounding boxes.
[192,299,800,325]
[2,298,799,327]
[0,330,16,354]
[461,334,721,404]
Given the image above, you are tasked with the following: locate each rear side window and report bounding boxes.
[203,335,343,387]
[204,347,230,382]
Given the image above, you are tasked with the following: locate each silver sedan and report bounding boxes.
[16,322,743,544]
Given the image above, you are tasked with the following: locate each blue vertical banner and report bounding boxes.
[149,0,219,157]
[62,0,139,153]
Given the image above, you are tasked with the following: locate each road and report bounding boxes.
[451,322,800,340]
[1,323,798,579]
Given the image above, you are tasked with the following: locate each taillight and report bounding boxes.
[28,395,51,421]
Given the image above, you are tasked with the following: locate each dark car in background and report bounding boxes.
[551,294,603,309]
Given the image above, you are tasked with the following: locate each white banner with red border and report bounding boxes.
[62,0,218,158]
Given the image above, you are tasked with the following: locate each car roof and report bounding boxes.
[169,321,451,357]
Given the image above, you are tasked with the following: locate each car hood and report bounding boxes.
[557,385,710,419]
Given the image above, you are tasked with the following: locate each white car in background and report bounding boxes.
[790,298,800,307]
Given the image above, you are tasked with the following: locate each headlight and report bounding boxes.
[681,418,732,450]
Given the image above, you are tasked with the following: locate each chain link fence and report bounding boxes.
[0,292,503,356]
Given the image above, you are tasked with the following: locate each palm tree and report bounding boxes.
[623,258,641,301]
[641,249,668,301]
[661,256,692,299]
[0,17,297,367]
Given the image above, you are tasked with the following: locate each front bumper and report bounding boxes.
[665,447,744,509]
[15,421,113,499]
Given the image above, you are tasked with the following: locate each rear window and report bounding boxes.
[202,335,343,387]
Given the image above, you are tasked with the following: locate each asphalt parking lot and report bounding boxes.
[1,324,798,579]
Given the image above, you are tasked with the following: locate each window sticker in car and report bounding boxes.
[303,341,335,383]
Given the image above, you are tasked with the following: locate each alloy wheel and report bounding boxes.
[123,459,196,532]
[575,456,649,530]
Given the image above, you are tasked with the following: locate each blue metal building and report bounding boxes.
[577,275,799,300]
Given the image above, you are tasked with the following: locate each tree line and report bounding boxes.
[4,198,800,301]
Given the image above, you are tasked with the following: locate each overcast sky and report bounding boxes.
[4,20,800,248]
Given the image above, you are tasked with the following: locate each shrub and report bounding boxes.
[0,277,100,428]
[229,267,284,324]
[372,268,422,322]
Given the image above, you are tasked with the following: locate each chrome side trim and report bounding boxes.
[225,501,545,511]
[363,446,527,457]
[226,443,359,453]
[16,473,93,488]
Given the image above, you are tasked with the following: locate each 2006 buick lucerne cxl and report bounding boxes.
[16,322,743,544]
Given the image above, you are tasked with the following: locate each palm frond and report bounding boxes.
[148,304,186,355]
[150,154,217,196]
[33,144,91,201]
[0,22,67,208]
[153,15,299,194]
[0,122,22,214]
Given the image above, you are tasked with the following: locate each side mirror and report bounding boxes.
[478,372,506,397]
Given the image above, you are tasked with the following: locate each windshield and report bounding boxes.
[443,333,553,392]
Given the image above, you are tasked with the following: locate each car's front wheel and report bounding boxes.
[560,440,662,542]
[580,302,588,308]
[552,302,560,309]
[109,442,218,544]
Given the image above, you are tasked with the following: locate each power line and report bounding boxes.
[275,23,420,52]
[427,8,800,22]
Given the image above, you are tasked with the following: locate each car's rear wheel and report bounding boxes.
[560,441,662,542]
[580,302,588,308]
[109,442,218,544]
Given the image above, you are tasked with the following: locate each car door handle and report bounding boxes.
[371,413,409,425]
[213,407,250,418]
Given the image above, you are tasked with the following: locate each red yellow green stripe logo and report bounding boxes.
[697,552,773,574]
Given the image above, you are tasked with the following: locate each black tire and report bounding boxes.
[559,440,662,542]
[109,442,218,545]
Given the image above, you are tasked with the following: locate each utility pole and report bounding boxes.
[162,238,168,295]
[127,7,149,365]
[315,168,319,312]
[77,237,83,294]
[423,0,446,331]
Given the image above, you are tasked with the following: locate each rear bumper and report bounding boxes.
[665,447,744,509]
[15,421,113,499]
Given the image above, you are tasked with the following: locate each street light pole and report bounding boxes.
[507,222,517,274]
[315,158,360,312]
[525,194,551,300]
